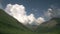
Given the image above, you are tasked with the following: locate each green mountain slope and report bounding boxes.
[36,18,60,34]
[0,9,36,34]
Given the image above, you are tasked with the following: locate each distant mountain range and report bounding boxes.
[36,18,60,34]
[0,9,60,34]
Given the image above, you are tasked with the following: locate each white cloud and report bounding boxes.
[5,4,45,25]
[28,14,36,24]
[36,17,45,24]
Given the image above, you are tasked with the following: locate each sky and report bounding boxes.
[1,0,60,18]
[0,3,2,9]
[0,0,60,25]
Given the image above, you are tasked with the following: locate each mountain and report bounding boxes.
[36,18,60,34]
[0,9,35,34]
[0,9,60,34]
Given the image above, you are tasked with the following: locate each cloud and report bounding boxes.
[5,4,60,26]
[42,8,52,21]
[5,4,45,25]
[43,7,60,21]
[47,8,60,18]
[36,17,45,24]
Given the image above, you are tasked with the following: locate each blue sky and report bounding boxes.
[0,3,3,9]
[0,0,60,18]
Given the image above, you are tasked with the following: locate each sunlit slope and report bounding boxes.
[0,9,35,34]
[36,18,60,34]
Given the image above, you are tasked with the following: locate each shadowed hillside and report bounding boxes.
[36,18,60,34]
[0,9,35,34]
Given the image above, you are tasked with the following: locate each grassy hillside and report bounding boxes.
[0,9,36,34]
[36,18,60,34]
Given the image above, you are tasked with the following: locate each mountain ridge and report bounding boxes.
[36,18,60,34]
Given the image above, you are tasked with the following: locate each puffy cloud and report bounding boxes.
[28,14,36,24]
[5,4,28,25]
[36,17,45,25]
[5,4,45,25]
